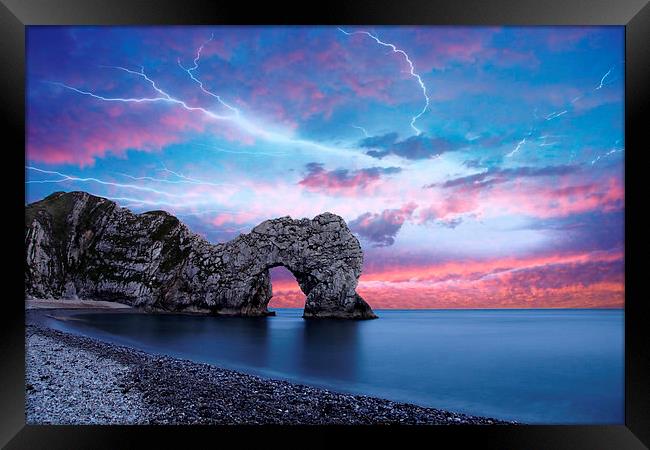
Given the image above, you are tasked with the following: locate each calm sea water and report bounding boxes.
[42,308,624,424]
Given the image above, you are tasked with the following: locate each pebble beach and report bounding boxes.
[25,321,514,425]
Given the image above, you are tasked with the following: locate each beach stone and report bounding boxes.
[25,321,515,425]
[25,191,376,319]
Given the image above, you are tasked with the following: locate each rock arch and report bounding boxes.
[189,213,376,318]
[218,213,377,319]
[25,192,377,319]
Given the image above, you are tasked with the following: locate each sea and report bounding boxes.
[40,308,624,424]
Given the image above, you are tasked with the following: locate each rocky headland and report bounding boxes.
[25,191,376,319]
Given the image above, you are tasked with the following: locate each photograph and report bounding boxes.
[23,24,626,428]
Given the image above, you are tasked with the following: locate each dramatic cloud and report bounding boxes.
[26,91,212,166]
[26,26,625,310]
[298,163,401,195]
[427,165,580,190]
[359,132,399,150]
[522,211,623,254]
[418,175,623,224]
[360,133,465,160]
[269,250,624,309]
[462,159,485,169]
[349,203,417,247]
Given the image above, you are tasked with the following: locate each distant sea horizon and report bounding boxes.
[268,306,625,311]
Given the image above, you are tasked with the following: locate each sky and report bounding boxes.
[25,26,625,309]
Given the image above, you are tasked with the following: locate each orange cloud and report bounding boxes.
[267,250,624,309]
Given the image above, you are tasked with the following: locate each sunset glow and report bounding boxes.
[26,26,624,309]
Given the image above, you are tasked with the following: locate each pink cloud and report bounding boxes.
[26,86,266,167]
[298,164,402,196]
[28,104,205,167]
[545,28,593,52]
[417,175,623,223]
[487,48,540,69]
[412,27,500,71]
[210,211,259,227]
[268,249,623,309]
[341,73,398,104]
[490,176,624,218]
[349,203,418,247]
[262,49,307,72]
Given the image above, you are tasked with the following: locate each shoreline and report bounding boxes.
[26,298,133,310]
[26,320,515,425]
[25,299,623,312]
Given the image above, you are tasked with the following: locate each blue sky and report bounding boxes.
[25,26,624,308]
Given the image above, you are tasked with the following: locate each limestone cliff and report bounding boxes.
[25,191,377,319]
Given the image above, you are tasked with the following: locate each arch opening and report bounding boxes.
[268,266,306,310]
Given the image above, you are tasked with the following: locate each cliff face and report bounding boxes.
[25,191,377,319]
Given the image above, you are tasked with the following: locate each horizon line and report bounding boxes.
[268,306,624,311]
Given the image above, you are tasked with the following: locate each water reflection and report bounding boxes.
[36,308,624,424]
[63,313,272,368]
[297,319,360,381]
[207,316,271,368]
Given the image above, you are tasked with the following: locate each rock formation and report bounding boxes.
[25,191,377,319]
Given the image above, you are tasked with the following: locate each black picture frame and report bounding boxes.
[2,0,648,448]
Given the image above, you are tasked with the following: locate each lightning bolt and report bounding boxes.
[545,110,568,121]
[506,127,535,158]
[26,166,242,212]
[26,166,182,197]
[192,142,289,157]
[117,171,236,188]
[46,81,172,105]
[159,163,241,187]
[537,135,563,147]
[105,197,187,208]
[591,140,624,165]
[178,32,240,117]
[338,27,430,135]
[514,62,622,162]
[506,137,527,158]
[48,64,234,122]
[595,67,613,90]
[49,67,358,159]
[351,125,370,138]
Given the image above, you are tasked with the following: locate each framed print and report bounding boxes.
[1,0,648,448]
